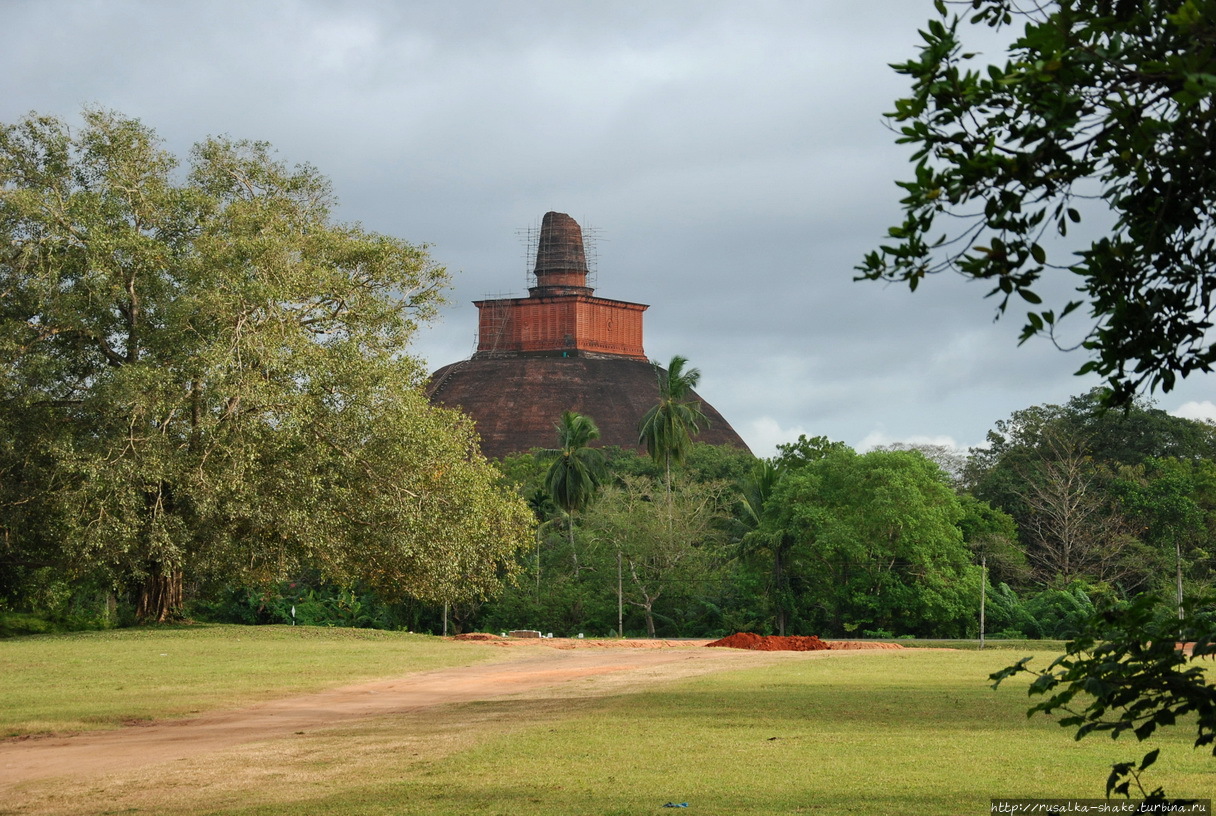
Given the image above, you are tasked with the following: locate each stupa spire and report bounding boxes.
[529,211,592,297]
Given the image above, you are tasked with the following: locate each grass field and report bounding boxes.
[3,628,1212,815]
[0,624,504,736]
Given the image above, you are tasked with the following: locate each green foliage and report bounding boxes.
[774,434,853,470]
[982,582,1038,638]
[637,355,710,489]
[189,577,428,630]
[860,0,1216,403]
[992,594,1216,802]
[0,109,534,620]
[582,474,731,637]
[476,568,618,637]
[600,442,756,487]
[979,581,1117,639]
[539,411,606,517]
[1020,583,1098,639]
[681,442,758,485]
[1111,457,1216,601]
[537,410,607,574]
[967,391,1216,592]
[957,493,1029,586]
[477,444,757,637]
[0,569,131,636]
[767,447,981,637]
[969,392,1216,485]
[737,458,799,635]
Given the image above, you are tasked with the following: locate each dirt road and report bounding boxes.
[1,640,825,790]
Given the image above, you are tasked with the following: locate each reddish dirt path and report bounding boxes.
[1,640,832,789]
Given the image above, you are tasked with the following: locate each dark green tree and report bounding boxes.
[957,493,1029,588]
[768,447,981,637]
[858,0,1216,405]
[1112,458,1213,616]
[966,391,1216,590]
[737,458,795,635]
[735,437,851,636]
[774,434,853,471]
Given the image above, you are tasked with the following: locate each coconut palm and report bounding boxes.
[540,410,606,573]
[638,355,710,494]
[737,459,795,636]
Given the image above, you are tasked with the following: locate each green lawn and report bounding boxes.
[0,624,502,736]
[340,650,1208,816]
[3,631,1212,815]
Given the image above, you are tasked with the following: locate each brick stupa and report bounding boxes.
[427,212,749,459]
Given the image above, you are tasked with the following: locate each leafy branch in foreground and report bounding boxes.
[990,594,1216,801]
[859,0,1216,405]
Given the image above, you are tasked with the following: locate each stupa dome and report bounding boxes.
[427,212,749,459]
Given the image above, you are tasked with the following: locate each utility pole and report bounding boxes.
[979,554,986,651]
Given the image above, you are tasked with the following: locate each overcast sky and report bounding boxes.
[4,0,1212,458]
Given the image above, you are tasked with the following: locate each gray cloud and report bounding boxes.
[4,0,1211,457]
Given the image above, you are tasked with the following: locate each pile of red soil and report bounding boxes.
[706,633,907,651]
[706,632,830,651]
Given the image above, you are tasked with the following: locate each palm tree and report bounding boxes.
[637,355,709,494]
[737,459,795,636]
[540,410,606,573]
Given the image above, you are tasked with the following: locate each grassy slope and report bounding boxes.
[4,633,1212,815]
[0,624,502,736]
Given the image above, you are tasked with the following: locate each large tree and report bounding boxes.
[768,447,981,637]
[966,390,1216,590]
[0,109,534,621]
[858,0,1216,404]
[583,474,729,638]
[736,436,851,636]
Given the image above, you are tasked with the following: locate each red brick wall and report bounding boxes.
[475,295,647,359]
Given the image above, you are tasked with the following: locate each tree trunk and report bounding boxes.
[625,557,660,638]
[136,564,184,623]
[568,513,579,574]
[617,551,624,638]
